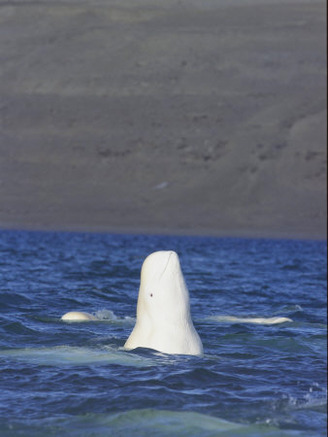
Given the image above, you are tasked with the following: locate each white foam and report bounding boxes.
[94,309,135,325]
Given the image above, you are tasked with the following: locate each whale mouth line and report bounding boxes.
[159,251,173,281]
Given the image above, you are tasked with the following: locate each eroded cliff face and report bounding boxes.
[0,0,326,238]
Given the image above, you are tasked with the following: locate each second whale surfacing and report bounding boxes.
[61,311,97,322]
[124,251,203,356]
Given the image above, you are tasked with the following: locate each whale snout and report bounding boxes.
[142,251,179,276]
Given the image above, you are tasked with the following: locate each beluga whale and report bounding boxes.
[61,311,97,322]
[124,250,203,356]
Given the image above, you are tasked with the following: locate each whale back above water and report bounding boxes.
[124,250,203,356]
[61,311,97,322]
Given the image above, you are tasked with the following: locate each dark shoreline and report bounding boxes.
[1,224,325,242]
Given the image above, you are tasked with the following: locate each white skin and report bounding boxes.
[61,311,97,322]
[124,251,203,356]
[213,316,292,324]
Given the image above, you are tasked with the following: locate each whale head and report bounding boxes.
[137,250,191,324]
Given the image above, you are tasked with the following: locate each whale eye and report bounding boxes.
[150,293,153,297]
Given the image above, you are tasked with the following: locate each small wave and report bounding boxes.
[0,292,33,309]
[1,320,40,336]
[273,386,327,415]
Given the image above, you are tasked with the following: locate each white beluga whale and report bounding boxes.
[208,315,292,325]
[60,251,289,354]
[124,250,203,356]
[61,311,97,322]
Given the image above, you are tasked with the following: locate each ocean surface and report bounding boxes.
[0,230,326,436]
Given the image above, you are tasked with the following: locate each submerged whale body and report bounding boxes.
[124,250,203,356]
[215,316,292,324]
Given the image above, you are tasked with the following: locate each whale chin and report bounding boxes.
[61,311,97,322]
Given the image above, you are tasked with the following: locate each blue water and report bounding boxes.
[0,230,326,436]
